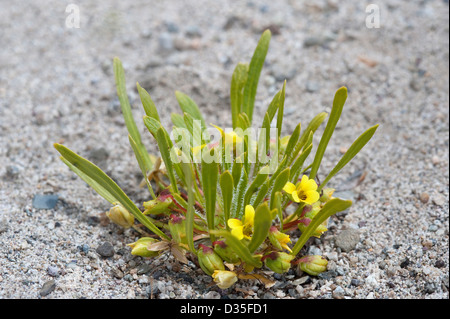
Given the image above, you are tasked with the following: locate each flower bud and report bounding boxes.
[213,240,240,264]
[143,197,172,215]
[168,214,187,245]
[127,237,159,257]
[262,252,294,274]
[297,255,328,276]
[268,226,292,252]
[320,188,335,203]
[197,244,225,276]
[106,204,134,228]
[212,270,238,289]
[298,202,328,238]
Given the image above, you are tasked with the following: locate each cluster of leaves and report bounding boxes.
[54,30,378,289]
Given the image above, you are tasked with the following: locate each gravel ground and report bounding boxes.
[0,0,448,299]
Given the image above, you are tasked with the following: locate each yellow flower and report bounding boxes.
[283,175,320,205]
[227,205,255,240]
[212,270,238,289]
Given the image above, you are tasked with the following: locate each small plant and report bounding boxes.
[54,30,378,289]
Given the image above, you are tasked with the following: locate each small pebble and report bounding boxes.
[47,266,60,277]
[419,192,429,203]
[96,242,115,258]
[39,280,56,297]
[32,194,59,210]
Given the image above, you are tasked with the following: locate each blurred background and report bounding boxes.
[0,0,448,299]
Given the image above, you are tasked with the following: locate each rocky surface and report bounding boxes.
[0,0,448,299]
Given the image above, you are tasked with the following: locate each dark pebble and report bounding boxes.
[39,280,56,297]
[435,260,446,268]
[47,266,60,277]
[96,242,115,257]
[5,165,20,179]
[152,270,163,279]
[400,258,410,268]
[350,279,361,287]
[32,194,59,210]
[318,270,337,280]
[77,244,90,254]
[137,263,152,275]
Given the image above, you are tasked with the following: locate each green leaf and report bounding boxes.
[54,143,168,240]
[319,124,379,191]
[181,162,196,253]
[128,135,156,199]
[230,62,249,129]
[242,29,271,123]
[171,113,186,129]
[114,58,153,174]
[251,180,270,208]
[231,161,243,188]
[59,157,117,204]
[202,149,219,241]
[276,80,286,140]
[155,127,179,193]
[243,166,269,207]
[231,167,248,219]
[309,87,348,180]
[220,171,234,227]
[270,167,290,209]
[248,202,272,253]
[211,230,262,268]
[290,143,313,183]
[175,91,206,129]
[290,198,352,256]
[136,82,160,122]
[143,115,160,137]
[281,122,301,165]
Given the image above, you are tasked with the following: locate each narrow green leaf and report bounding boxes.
[276,80,286,140]
[242,29,271,123]
[202,149,219,241]
[270,167,290,209]
[54,144,169,240]
[136,82,160,122]
[220,171,234,227]
[319,124,379,191]
[231,161,242,188]
[155,127,179,193]
[291,198,352,256]
[248,202,272,253]
[243,166,269,207]
[114,58,153,173]
[170,113,186,129]
[59,157,117,204]
[309,87,348,180]
[231,168,248,219]
[251,180,270,208]
[230,62,249,129]
[175,91,206,129]
[211,230,262,268]
[181,162,196,253]
[282,122,301,165]
[128,135,156,199]
[290,143,313,183]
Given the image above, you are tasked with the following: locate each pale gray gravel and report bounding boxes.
[0,0,448,299]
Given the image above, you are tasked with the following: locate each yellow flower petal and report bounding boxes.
[231,226,244,240]
[304,190,320,205]
[227,218,243,229]
[244,205,255,226]
[283,182,297,194]
[291,191,300,203]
